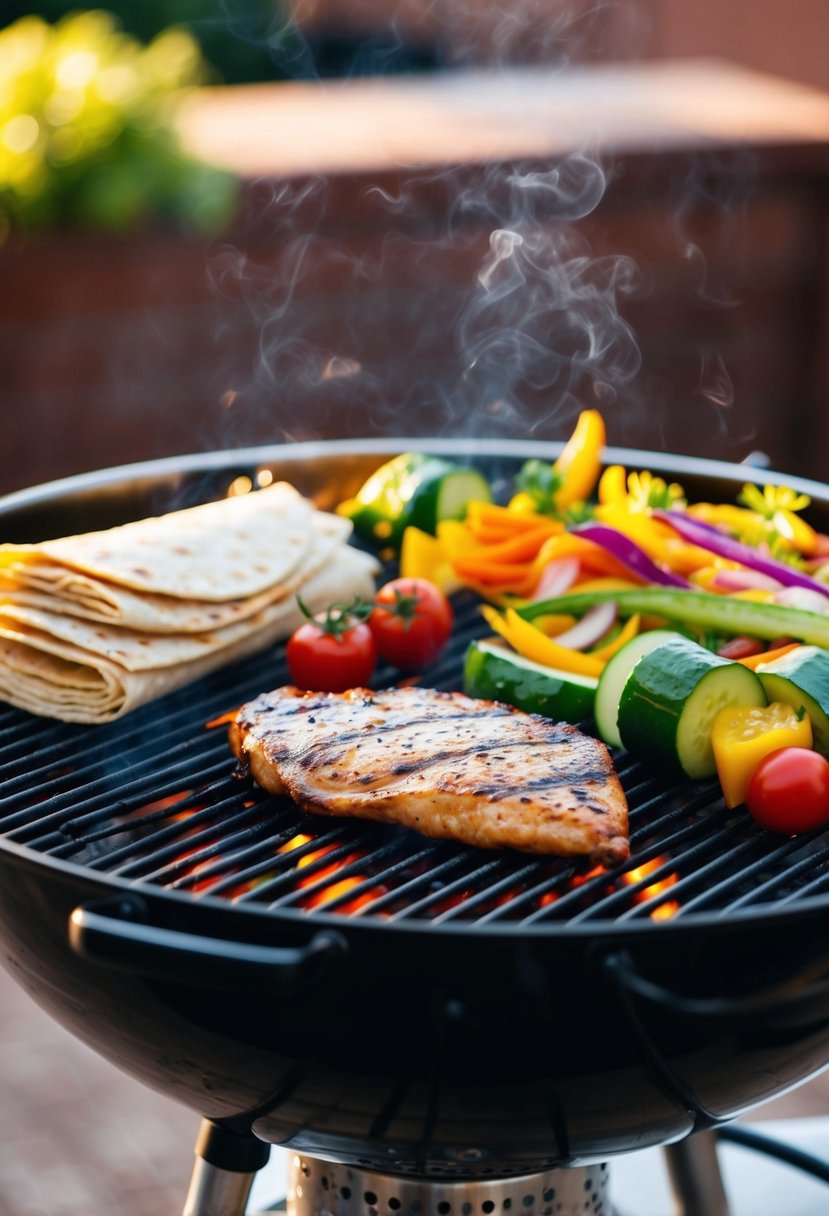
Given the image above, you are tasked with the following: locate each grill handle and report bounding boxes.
[604,949,829,1033]
[69,896,348,992]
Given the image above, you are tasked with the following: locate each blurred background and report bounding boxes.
[1,0,829,497]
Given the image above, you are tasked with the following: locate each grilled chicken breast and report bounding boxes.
[230,686,629,865]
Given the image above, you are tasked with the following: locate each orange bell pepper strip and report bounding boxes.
[481,605,605,677]
[467,523,565,565]
[738,642,802,670]
[529,533,638,581]
[553,409,606,509]
[465,501,554,541]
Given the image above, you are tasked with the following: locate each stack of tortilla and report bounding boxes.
[0,482,378,724]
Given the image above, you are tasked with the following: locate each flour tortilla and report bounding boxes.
[0,546,378,724]
[0,481,320,603]
[0,510,352,634]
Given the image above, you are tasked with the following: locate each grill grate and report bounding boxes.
[2,586,829,927]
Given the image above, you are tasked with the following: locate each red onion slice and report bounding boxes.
[572,523,689,588]
[655,510,829,600]
[710,568,783,593]
[551,600,618,650]
[530,556,580,602]
[774,587,829,615]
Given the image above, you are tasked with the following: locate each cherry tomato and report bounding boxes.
[746,747,829,834]
[286,613,376,693]
[369,577,453,671]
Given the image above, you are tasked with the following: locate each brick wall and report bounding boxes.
[2,63,828,497]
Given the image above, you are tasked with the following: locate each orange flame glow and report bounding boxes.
[622,856,680,919]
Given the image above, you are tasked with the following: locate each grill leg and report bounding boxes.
[182,1120,271,1216]
[662,1130,732,1216]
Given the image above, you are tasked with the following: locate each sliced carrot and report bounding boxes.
[738,643,802,670]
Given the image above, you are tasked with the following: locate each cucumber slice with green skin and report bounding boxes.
[407,464,492,535]
[594,629,682,748]
[755,645,829,754]
[618,637,767,779]
[341,453,491,546]
[464,638,598,722]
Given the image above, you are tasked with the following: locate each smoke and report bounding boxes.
[197,0,750,456]
[452,157,641,432]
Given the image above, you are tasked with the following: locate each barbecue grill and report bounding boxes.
[0,438,827,1216]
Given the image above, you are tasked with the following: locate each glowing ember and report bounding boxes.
[277,833,314,853]
[139,791,195,816]
[621,855,679,914]
[569,864,607,889]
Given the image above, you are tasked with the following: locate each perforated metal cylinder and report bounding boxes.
[286,1156,611,1216]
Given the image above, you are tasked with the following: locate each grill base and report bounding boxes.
[285,1157,611,1216]
[181,1127,737,1216]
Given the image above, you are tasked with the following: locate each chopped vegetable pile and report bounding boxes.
[335,411,829,837]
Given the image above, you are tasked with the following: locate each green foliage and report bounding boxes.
[3,2,289,85]
[0,11,239,238]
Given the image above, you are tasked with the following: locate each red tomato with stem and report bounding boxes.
[369,577,453,671]
[746,747,829,834]
[286,601,376,693]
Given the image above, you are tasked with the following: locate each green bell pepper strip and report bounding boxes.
[518,587,829,648]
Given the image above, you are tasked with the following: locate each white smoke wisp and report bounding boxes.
[451,155,642,434]
[201,0,662,447]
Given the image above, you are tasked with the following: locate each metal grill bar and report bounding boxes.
[3,536,829,927]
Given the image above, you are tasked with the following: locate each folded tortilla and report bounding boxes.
[0,484,379,724]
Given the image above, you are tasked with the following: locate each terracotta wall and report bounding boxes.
[651,1,829,94]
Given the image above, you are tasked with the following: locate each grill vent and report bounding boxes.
[286,1157,610,1216]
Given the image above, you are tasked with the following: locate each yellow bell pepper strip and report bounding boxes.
[508,410,606,515]
[593,504,719,576]
[436,519,485,560]
[507,491,543,516]
[552,409,606,509]
[533,613,579,637]
[399,526,464,595]
[774,509,818,556]
[688,492,818,559]
[589,613,642,663]
[480,605,605,677]
[598,464,628,506]
[711,702,813,808]
[572,576,641,595]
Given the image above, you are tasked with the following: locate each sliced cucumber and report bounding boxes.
[618,636,767,779]
[407,464,492,535]
[594,629,682,748]
[464,638,598,723]
[340,453,491,547]
[755,645,829,754]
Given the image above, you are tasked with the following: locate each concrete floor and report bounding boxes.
[0,963,826,1216]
